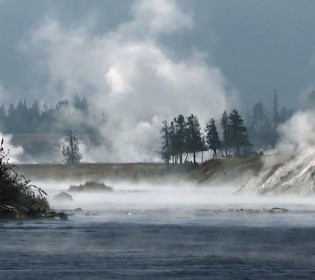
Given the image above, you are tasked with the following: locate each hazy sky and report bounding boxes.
[1,0,315,162]
[1,0,315,109]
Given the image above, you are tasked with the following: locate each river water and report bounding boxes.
[1,182,315,279]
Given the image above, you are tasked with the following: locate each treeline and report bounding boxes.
[246,91,293,149]
[160,92,294,164]
[160,109,252,164]
[0,95,103,145]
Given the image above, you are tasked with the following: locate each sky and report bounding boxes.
[1,0,315,108]
[1,0,315,161]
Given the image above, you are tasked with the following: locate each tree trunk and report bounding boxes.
[193,152,196,163]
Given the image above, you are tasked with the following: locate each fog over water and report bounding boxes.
[2,0,315,278]
[2,179,315,279]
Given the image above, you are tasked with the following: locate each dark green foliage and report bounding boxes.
[205,118,221,159]
[160,114,203,164]
[173,115,186,164]
[160,110,254,163]
[185,114,203,163]
[0,139,49,219]
[227,109,251,157]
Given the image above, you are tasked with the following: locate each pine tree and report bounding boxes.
[205,118,221,159]
[173,114,186,164]
[221,111,229,157]
[160,121,171,164]
[168,121,176,164]
[185,114,203,164]
[228,109,251,157]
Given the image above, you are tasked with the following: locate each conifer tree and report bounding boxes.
[228,109,251,157]
[160,120,171,164]
[221,111,229,157]
[185,114,203,164]
[173,114,186,164]
[205,118,221,159]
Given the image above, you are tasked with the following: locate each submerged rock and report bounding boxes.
[74,208,84,213]
[53,192,73,202]
[45,211,69,220]
[267,207,289,214]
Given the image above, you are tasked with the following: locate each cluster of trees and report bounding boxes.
[246,91,293,149]
[160,109,252,164]
[0,95,105,160]
[0,95,102,144]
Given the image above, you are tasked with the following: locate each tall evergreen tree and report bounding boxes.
[228,109,251,157]
[160,120,171,164]
[205,118,221,159]
[185,114,203,164]
[173,114,186,164]
[168,121,176,164]
[221,111,229,157]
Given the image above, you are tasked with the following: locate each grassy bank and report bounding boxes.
[17,157,264,184]
[17,162,166,182]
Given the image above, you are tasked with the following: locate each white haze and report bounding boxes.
[33,178,315,228]
[236,109,315,195]
[18,0,235,162]
[0,133,24,163]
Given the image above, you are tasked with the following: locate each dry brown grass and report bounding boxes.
[17,162,166,182]
[190,156,264,183]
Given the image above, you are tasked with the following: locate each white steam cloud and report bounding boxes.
[265,110,315,167]
[20,0,233,162]
[239,109,315,195]
[0,133,24,163]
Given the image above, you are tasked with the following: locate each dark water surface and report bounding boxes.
[1,210,315,280]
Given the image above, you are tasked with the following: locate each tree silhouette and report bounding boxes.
[228,109,251,157]
[221,111,229,157]
[160,120,171,164]
[185,114,203,163]
[205,118,221,159]
[62,130,82,164]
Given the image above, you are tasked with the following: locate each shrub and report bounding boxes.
[0,139,49,219]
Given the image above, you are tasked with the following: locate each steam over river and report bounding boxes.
[1,182,315,279]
